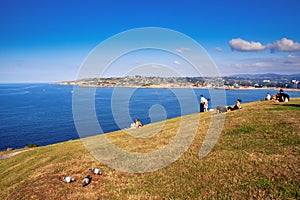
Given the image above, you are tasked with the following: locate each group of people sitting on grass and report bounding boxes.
[200,93,242,113]
[132,89,290,123]
[215,89,290,113]
[265,89,290,102]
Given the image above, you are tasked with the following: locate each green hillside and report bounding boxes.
[1,99,299,199]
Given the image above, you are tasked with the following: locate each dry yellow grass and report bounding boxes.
[0,99,299,199]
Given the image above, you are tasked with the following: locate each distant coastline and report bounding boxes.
[57,74,300,91]
[58,83,300,91]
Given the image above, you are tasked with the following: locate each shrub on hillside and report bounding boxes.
[26,144,38,148]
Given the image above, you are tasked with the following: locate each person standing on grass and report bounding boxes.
[200,95,206,112]
[203,98,209,112]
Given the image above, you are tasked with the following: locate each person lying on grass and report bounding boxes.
[227,99,242,111]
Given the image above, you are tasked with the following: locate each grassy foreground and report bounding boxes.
[0,99,300,199]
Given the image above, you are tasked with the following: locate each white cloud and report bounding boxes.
[175,47,191,54]
[215,47,222,52]
[174,60,180,65]
[268,38,300,53]
[229,38,266,51]
[229,37,300,53]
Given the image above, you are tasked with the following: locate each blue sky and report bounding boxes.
[0,0,300,82]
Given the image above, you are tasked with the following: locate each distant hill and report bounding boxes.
[228,73,300,80]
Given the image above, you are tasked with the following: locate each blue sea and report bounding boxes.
[1,84,300,151]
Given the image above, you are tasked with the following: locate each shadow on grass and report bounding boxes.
[270,103,300,111]
[225,124,256,136]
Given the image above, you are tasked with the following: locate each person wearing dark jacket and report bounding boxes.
[276,89,290,102]
[227,99,242,111]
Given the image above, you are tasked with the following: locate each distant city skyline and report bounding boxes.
[0,0,300,82]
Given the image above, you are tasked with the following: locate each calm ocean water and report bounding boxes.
[1,84,300,151]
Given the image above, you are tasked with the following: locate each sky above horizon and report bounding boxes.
[1,0,300,82]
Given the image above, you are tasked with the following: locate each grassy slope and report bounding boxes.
[0,99,299,199]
